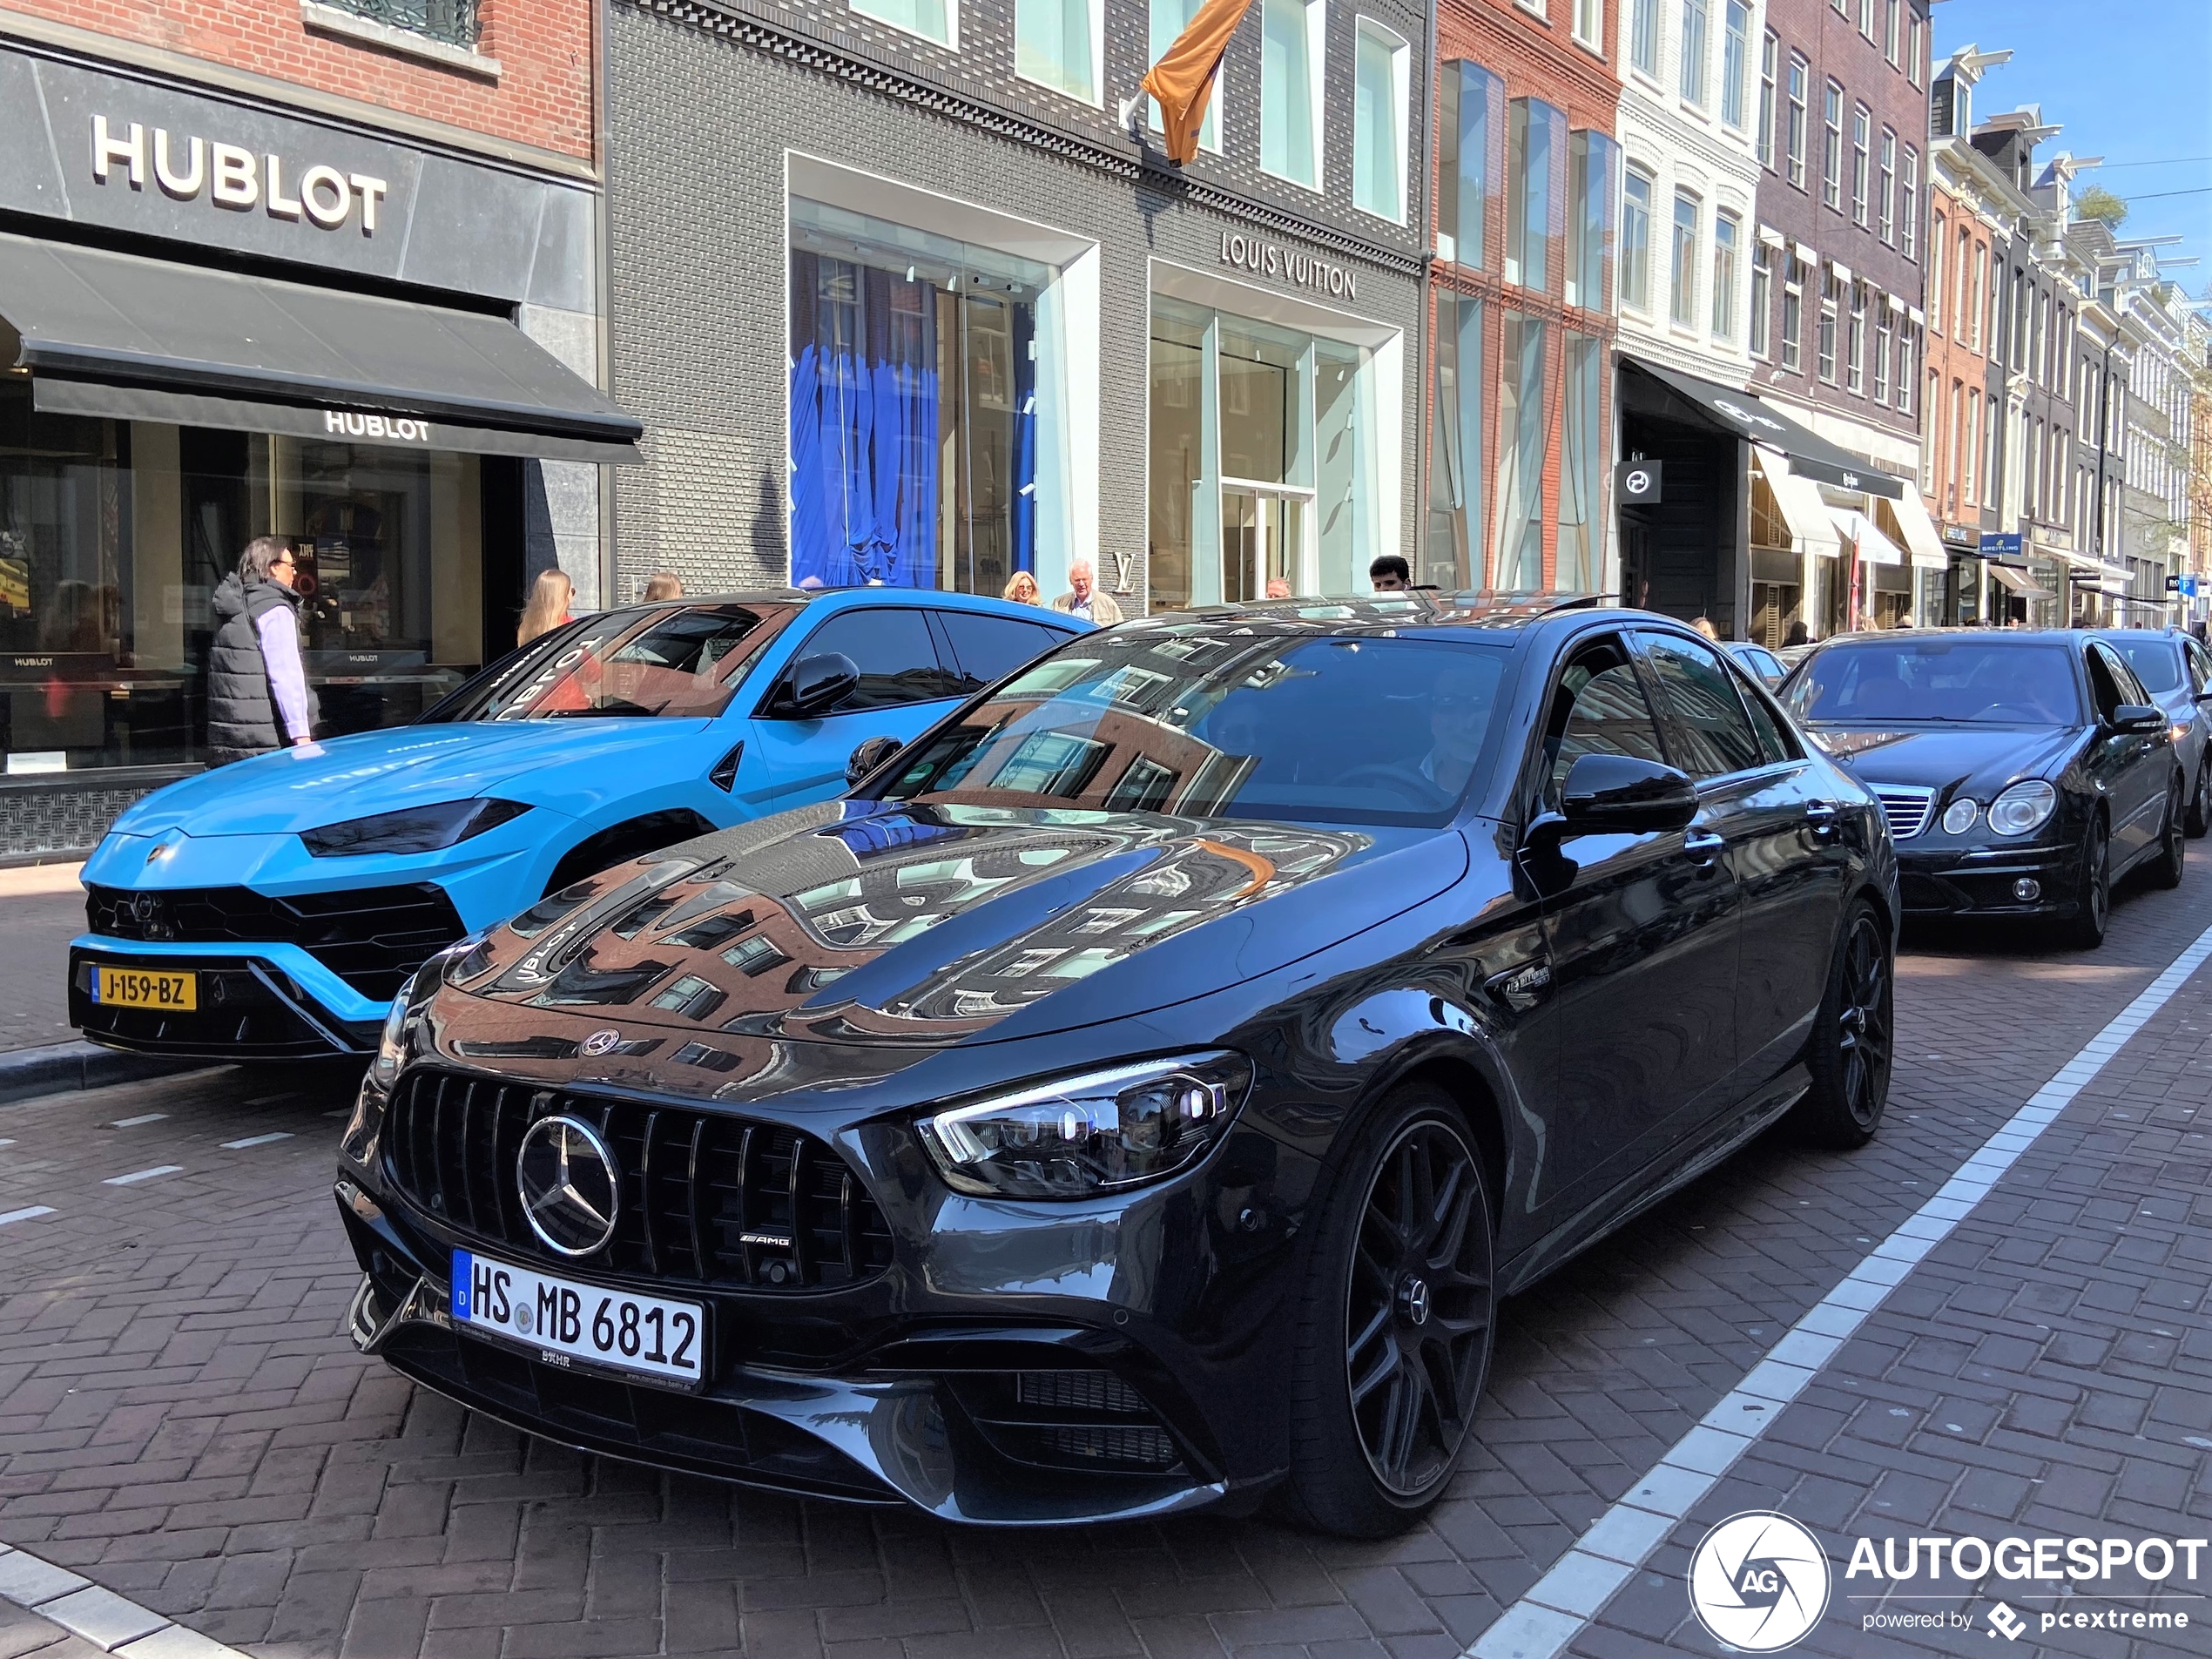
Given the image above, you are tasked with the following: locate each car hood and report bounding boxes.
[112,719,715,836]
[1804,722,2082,794]
[433,799,1467,1055]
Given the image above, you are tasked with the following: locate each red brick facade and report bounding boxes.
[5,0,594,158]
[1921,172,1996,540]
[1428,0,1622,590]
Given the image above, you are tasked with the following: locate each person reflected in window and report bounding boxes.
[1003,571,1042,605]
[208,536,317,764]
[643,571,684,602]
[1051,559,1123,624]
[1369,554,1412,593]
[517,570,575,646]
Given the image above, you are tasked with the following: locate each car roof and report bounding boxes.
[1807,627,2089,647]
[1126,590,1617,643]
[602,587,1084,624]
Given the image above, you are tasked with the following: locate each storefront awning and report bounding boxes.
[1620,356,1907,498]
[0,231,643,464]
[1830,508,1905,566]
[1988,563,2056,601]
[1750,448,1842,557]
[1880,490,1950,570]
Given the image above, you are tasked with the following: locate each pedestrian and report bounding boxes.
[1051,559,1123,624]
[1265,577,1291,599]
[207,536,317,764]
[517,570,574,646]
[1003,571,1042,605]
[1369,555,1412,593]
[1784,619,1811,648]
[1692,617,1721,641]
[643,571,683,602]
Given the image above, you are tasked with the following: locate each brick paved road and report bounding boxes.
[0,867,88,1055]
[1,873,2209,1658]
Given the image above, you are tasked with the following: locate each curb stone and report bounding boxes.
[0,1042,206,1106]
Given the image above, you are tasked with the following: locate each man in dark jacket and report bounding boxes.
[208,536,318,763]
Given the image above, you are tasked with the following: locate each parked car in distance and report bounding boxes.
[71,589,1086,1061]
[1782,629,2185,948]
[1724,640,1788,688]
[2095,629,2212,838]
[339,595,1896,1536]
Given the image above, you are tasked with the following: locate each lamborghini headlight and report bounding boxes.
[300,799,529,858]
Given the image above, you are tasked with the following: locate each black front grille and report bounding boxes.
[955,1370,1187,1474]
[86,883,465,1001]
[382,1068,897,1292]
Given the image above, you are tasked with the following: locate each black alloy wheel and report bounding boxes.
[1282,1086,1494,1536]
[2188,757,2210,839]
[2060,813,2111,950]
[2151,780,2187,890]
[1791,903,1893,1149]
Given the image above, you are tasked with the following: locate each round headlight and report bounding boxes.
[1987,779,2058,837]
[1941,798,1979,835]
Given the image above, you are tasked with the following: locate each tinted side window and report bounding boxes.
[1540,637,1670,806]
[792,609,959,713]
[2084,644,2128,720]
[935,612,1069,692]
[2188,640,2212,695]
[1638,632,1768,778]
[1738,678,1799,765]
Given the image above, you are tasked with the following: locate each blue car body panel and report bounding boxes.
[73,588,1088,1053]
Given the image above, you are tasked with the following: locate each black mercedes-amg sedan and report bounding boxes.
[336,596,1897,1536]
[1782,629,2185,948]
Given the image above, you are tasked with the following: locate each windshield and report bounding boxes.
[423,604,799,722]
[879,625,1509,826]
[2107,637,2184,694]
[1784,638,2084,725]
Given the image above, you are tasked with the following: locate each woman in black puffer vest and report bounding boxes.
[207,536,319,764]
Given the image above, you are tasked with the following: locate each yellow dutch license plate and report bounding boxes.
[94,967,197,1010]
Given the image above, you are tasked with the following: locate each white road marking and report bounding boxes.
[0,1139,14,1148]
[109,1114,166,1129]
[219,1133,292,1150]
[0,1538,249,1657]
[0,1206,54,1226]
[1466,918,2212,1659]
[102,1166,182,1187]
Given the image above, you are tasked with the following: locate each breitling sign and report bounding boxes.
[91,114,391,234]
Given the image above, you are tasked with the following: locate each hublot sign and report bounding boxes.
[1218,231,1360,301]
[92,115,391,235]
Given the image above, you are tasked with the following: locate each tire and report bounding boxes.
[2150,779,2186,890]
[1279,1085,1495,1537]
[1790,902,1893,1150]
[2058,813,2111,950]
[2188,757,2210,839]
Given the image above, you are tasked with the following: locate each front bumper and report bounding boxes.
[1895,841,2081,918]
[71,944,381,1059]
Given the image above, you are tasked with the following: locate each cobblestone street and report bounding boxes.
[0,873,2206,1657]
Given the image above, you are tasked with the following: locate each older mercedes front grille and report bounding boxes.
[1870,785,1936,840]
[381,1068,895,1291]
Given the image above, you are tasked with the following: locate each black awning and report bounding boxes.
[0,231,642,464]
[1621,355,1905,499]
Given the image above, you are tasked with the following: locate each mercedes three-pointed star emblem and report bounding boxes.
[515,1115,621,1257]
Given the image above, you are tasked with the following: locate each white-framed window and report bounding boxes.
[1821,80,1841,207]
[1873,304,1892,401]
[1878,129,1895,243]
[1927,214,1944,332]
[851,0,955,47]
[1757,30,1778,165]
[1907,6,1922,84]
[1670,191,1700,327]
[1260,0,1325,188]
[1015,0,1100,102]
[1681,0,1710,105]
[1352,19,1409,223]
[1574,0,1603,50]
[1750,240,1771,356]
[1787,56,1809,188]
[1622,165,1655,312]
[1884,0,1899,64]
[1897,326,1913,412]
[1782,253,1804,371]
[1900,147,1919,257]
[1723,2,1750,127]
[1857,0,1873,40]
[1851,104,1870,225]
[1630,0,1659,77]
[1817,269,1838,382]
[1149,0,1219,150]
[1507,97,1568,293]
[1711,211,1739,339]
[1846,280,1865,393]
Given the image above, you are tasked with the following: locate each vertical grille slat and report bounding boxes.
[380,1068,895,1291]
[1871,784,1936,840]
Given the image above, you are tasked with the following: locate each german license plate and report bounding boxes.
[92,967,197,1010]
[450,1250,704,1390]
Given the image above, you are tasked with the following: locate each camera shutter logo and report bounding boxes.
[515,1115,621,1257]
[1687,1511,1831,1651]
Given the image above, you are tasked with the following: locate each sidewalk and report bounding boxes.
[0,866,86,1055]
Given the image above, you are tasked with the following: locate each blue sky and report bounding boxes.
[1932,0,2212,291]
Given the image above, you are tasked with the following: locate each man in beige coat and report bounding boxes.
[1051,559,1123,625]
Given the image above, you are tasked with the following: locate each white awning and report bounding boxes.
[1988,563,2055,600]
[1757,223,1787,249]
[1830,508,1905,566]
[2051,544,2131,578]
[1907,305,1926,326]
[1881,491,1951,570]
[1751,449,1843,557]
[1829,257,1854,284]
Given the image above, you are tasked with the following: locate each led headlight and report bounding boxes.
[1987,779,2058,836]
[300,798,529,858]
[916,1051,1254,1199]
[1941,797,1979,835]
[2172,723,2192,747]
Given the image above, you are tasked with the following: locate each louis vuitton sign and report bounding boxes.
[92,115,390,234]
[1217,231,1360,301]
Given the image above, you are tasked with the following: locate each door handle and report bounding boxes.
[1683,830,1725,865]
[1805,799,1840,839]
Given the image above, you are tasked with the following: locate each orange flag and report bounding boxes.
[1140,0,1254,165]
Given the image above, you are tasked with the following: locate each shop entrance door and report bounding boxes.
[1221,486,1311,601]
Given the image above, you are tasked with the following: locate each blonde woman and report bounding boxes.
[1002,570,1041,605]
[517,570,574,646]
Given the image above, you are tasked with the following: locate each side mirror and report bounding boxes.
[846,735,902,786]
[775,651,860,719]
[1536,753,1700,842]
[2112,703,2168,736]
[2192,689,2212,705]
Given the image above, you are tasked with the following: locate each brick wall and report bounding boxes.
[1921,172,1994,534]
[4,0,594,157]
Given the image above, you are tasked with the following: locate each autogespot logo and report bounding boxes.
[1688,1511,1832,1651]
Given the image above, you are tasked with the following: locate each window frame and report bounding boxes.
[849,0,958,47]
[1878,128,1895,244]
[1635,628,1786,781]
[1013,0,1104,105]
[1757,30,1778,166]
[1573,0,1603,51]
[1351,17,1411,224]
[1258,0,1326,190]
[1711,210,1740,341]
[1817,268,1838,383]
[1781,254,1804,373]
[1846,280,1866,395]
[1850,103,1871,226]
[1872,302,1892,402]
[1523,632,1673,818]
[1822,80,1843,210]
[779,604,966,717]
[1670,189,1702,329]
[1749,239,1771,358]
[1629,0,1660,78]
[1786,56,1809,188]
[1621,164,1655,314]
[1680,0,1710,107]
[1722,0,1750,128]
